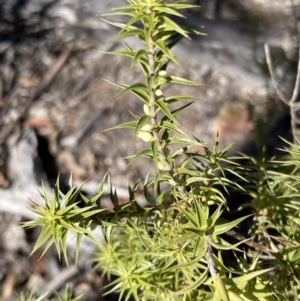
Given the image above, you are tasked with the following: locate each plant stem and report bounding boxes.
[147,35,188,200]
[148,42,172,171]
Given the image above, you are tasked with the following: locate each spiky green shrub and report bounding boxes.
[23,1,300,300]
[17,287,80,301]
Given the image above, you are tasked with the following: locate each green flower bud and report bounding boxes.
[158,70,167,76]
[137,131,155,142]
[141,124,156,132]
[155,89,163,96]
[143,104,152,116]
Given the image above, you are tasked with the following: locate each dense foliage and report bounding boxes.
[23,1,300,300]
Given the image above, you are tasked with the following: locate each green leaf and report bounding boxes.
[168,136,199,145]
[156,99,178,123]
[102,78,150,103]
[194,236,207,257]
[81,209,106,219]
[169,231,197,246]
[161,16,190,39]
[165,95,199,104]
[163,248,206,273]
[167,76,202,86]
[101,49,135,58]
[154,40,179,64]
[152,6,185,18]
[186,177,211,186]
[100,18,131,30]
[210,236,247,251]
[184,226,206,236]
[213,274,230,301]
[133,114,151,138]
[116,43,151,76]
[102,20,144,42]
[177,206,199,228]
[75,232,83,265]
[167,102,194,119]
[105,121,138,131]
[91,190,104,204]
[110,4,144,11]
[113,27,144,41]
[223,268,274,290]
[61,228,69,265]
[160,121,189,138]
[169,269,208,297]
[213,215,252,236]
[151,139,160,172]
[126,148,152,168]
[31,223,53,255]
[176,167,199,176]
[171,145,197,159]
[56,202,78,216]
[111,82,147,99]
[167,3,201,10]
[130,49,148,70]
[194,198,208,229]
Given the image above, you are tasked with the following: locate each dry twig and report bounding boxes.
[264,1,300,143]
[44,266,79,296]
[225,230,275,254]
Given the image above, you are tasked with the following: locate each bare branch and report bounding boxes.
[264,44,289,105]
[206,232,218,276]
[290,0,300,105]
[225,230,275,254]
[290,55,300,103]
[265,41,300,143]
[264,1,300,143]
